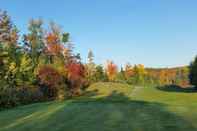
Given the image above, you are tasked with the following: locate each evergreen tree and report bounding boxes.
[85,50,96,84]
[189,56,197,87]
[88,49,94,64]
[0,10,18,45]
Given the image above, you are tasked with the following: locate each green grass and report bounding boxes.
[0,82,197,131]
[79,82,133,100]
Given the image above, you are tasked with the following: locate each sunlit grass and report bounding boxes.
[0,82,197,131]
[82,82,133,99]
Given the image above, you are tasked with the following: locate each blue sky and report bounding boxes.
[1,0,197,67]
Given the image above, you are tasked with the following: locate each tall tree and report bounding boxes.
[132,64,147,85]
[67,61,85,96]
[0,10,18,45]
[0,10,20,88]
[87,49,94,64]
[94,65,107,82]
[85,50,96,84]
[106,61,118,81]
[124,63,134,79]
[23,19,44,69]
[189,56,197,87]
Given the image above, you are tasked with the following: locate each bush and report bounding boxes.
[56,85,68,101]
[94,65,108,82]
[17,86,44,104]
[67,62,85,97]
[0,87,19,108]
[37,65,66,99]
[0,85,44,109]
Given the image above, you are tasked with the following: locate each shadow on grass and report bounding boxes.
[156,84,197,93]
[0,90,196,131]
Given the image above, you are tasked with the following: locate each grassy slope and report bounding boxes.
[0,82,197,131]
[132,85,197,128]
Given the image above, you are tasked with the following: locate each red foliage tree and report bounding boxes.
[66,61,85,96]
[37,65,63,98]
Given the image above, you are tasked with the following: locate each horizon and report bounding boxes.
[1,0,197,68]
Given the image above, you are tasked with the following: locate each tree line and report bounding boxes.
[0,10,196,109]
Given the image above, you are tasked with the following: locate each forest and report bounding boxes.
[1,6,197,131]
[0,10,196,109]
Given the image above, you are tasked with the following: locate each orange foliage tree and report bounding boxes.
[106,61,118,81]
[124,63,134,79]
[45,32,63,56]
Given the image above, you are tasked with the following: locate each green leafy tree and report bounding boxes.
[94,65,107,82]
[132,64,147,85]
[115,67,126,83]
[0,10,20,88]
[23,19,44,69]
[17,53,35,86]
[189,56,197,87]
[62,32,73,63]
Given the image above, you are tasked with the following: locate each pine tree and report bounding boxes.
[0,10,18,45]
[85,50,96,84]
[189,56,197,87]
[88,49,94,64]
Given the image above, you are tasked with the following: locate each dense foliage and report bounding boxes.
[0,10,193,109]
[190,56,197,87]
[0,10,86,108]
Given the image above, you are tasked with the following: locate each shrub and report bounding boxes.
[16,86,44,104]
[0,87,19,108]
[37,65,66,99]
[67,62,85,96]
[56,85,68,101]
[0,85,44,109]
[94,65,108,82]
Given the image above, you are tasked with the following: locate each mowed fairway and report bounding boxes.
[0,82,197,131]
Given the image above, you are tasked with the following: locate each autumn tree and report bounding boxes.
[44,22,62,64]
[0,11,33,88]
[106,61,118,81]
[0,10,29,108]
[37,65,65,98]
[175,67,189,86]
[67,61,85,96]
[0,10,21,88]
[124,63,134,79]
[0,10,18,45]
[132,64,147,85]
